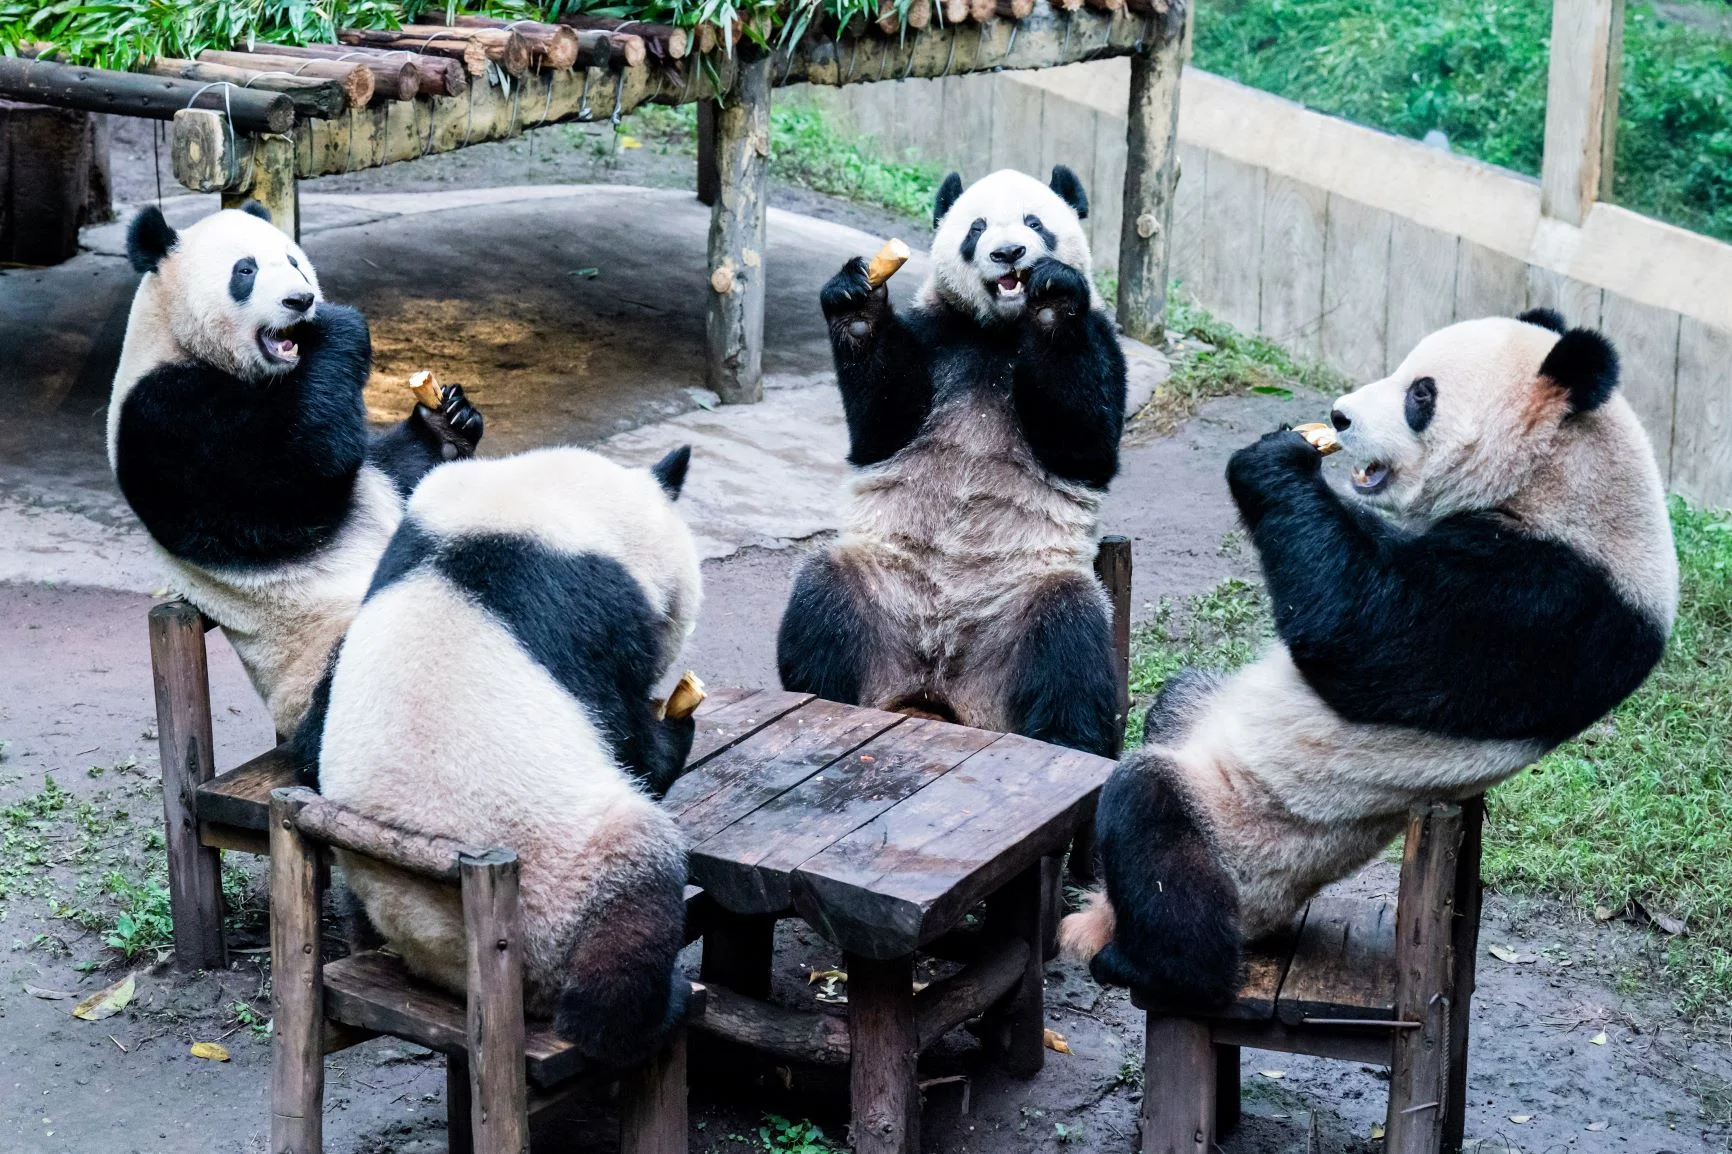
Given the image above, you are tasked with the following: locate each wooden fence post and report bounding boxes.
[1384,802,1465,1153]
[148,602,226,972]
[269,788,324,1154]
[1540,0,1624,226]
[461,848,530,1154]
[1116,8,1189,344]
[705,51,771,404]
[221,130,298,240]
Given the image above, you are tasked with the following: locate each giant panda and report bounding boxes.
[1062,310,1678,1006]
[297,444,701,1064]
[108,203,482,734]
[777,167,1127,756]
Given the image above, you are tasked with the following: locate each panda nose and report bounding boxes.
[1330,408,1352,431]
[282,292,314,314]
[989,244,1026,266]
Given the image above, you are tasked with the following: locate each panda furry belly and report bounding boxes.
[837,388,1103,725]
[318,571,683,1012]
[158,463,403,734]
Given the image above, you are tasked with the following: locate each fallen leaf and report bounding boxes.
[1590,1030,1608,1045]
[24,985,74,1000]
[189,1042,230,1062]
[71,973,134,1021]
[806,969,847,985]
[1593,904,1617,923]
[1043,1029,1071,1055]
[1630,898,1686,936]
[1370,1122,1385,1140]
[1488,944,1521,963]
[1586,1121,1609,1132]
[1257,1069,1287,1080]
[617,135,643,149]
[1509,1114,1532,1124]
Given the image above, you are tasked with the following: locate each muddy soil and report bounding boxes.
[0,114,1727,1154]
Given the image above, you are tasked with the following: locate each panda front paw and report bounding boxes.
[1226,429,1324,524]
[415,383,484,461]
[821,257,889,341]
[1025,256,1090,330]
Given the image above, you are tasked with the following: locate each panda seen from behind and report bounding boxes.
[109,204,482,734]
[778,167,1127,756]
[1064,311,1677,1006]
[299,445,701,1066]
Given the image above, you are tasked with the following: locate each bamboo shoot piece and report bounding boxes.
[662,672,707,721]
[408,370,443,410]
[866,238,912,288]
[1292,422,1343,455]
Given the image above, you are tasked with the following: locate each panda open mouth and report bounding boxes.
[987,269,1028,300]
[1351,460,1391,494]
[257,327,302,368]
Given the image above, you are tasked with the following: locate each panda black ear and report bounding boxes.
[1540,328,1620,414]
[126,206,178,274]
[651,444,691,500]
[1518,307,1567,334]
[933,173,964,228]
[1049,165,1088,220]
[238,200,273,224]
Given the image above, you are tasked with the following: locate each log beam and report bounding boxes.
[1539,0,1623,226]
[705,50,771,403]
[0,56,292,132]
[1117,5,1188,343]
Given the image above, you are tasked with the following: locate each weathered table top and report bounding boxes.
[196,686,1116,961]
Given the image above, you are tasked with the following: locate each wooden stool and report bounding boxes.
[266,786,696,1154]
[1134,799,1485,1154]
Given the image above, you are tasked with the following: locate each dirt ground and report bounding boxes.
[0,114,1729,1154]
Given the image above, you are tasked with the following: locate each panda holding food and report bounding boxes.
[778,166,1128,758]
[1065,310,1678,1007]
[108,204,483,735]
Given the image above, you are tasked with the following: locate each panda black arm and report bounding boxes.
[367,384,485,498]
[821,257,935,467]
[1012,257,1126,488]
[1227,430,1668,743]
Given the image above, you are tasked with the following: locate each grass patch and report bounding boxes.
[1193,0,1732,244]
[1127,499,1732,1016]
[1484,498,1732,1018]
[1138,293,1344,435]
[630,99,942,223]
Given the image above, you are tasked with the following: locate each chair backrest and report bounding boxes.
[1093,535,1132,756]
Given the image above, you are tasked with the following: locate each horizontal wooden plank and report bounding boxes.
[1275,896,1397,1025]
[683,688,814,768]
[1223,905,1308,1022]
[196,746,294,831]
[790,735,1113,958]
[670,698,906,844]
[691,718,1001,915]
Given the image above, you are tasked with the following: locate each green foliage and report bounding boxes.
[1485,498,1732,1018]
[757,1114,843,1154]
[100,870,173,960]
[1125,577,1271,746]
[1192,0,1732,242]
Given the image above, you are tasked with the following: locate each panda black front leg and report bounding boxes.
[820,256,889,344]
[1011,257,1126,488]
[1023,255,1093,336]
[820,257,935,468]
[367,381,486,497]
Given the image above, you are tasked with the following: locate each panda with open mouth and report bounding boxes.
[109,204,483,735]
[777,166,1128,755]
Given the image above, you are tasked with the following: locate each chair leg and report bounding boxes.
[149,602,226,972]
[1139,1016,1214,1153]
[1443,797,1485,1153]
[1214,1043,1241,1137]
[460,850,530,1154]
[621,1027,689,1154]
[268,791,324,1154]
[847,952,920,1154]
[1386,803,1464,1154]
[446,1053,475,1154]
[699,910,776,1001]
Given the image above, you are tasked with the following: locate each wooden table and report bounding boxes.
[187,684,1115,1154]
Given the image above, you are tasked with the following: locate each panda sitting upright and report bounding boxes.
[109,204,482,734]
[777,167,1127,756]
[1063,311,1677,1006]
[299,445,701,1065]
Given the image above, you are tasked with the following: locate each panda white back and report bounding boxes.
[109,204,483,733]
[312,445,700,1063]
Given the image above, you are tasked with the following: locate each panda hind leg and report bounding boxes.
[552,853,689,1068]
[1091,750,1243,1011]
[1142,668,1224,747]
[1000,573,1120,757]
[776,551,876,704]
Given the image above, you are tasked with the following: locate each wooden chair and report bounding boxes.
[266,784,698,1154]
[1135,798,1485,1154]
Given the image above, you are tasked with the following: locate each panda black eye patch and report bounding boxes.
[960,218,988,263]
[1024,214,1057,250]
[1405,376,1437,433]
[229,257,258,303]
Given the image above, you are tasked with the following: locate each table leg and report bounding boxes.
[1139,1017,1215,1153]
[986,861,1048,1077]
[699,910,776,1001]
[446,1052,474,1154]
[846,952,919,1154]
